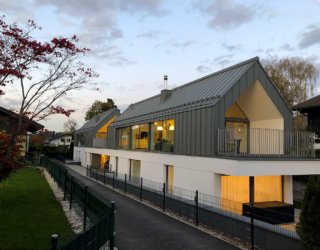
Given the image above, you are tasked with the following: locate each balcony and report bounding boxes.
[217,128,315,158]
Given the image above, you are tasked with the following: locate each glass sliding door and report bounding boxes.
[151,119,174,153]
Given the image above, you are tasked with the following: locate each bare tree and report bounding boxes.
[262,56,319,108]
[63,119,77,133]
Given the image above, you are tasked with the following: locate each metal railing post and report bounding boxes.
[195,190,199,226]
[58,166,61,187]
[250,203,254,250]
[90,167,92,178]
[104,170,106,185]
[140,177,143,201]
[163,183,166,212]
[124,174,127,194]
[110,201,116,250]
[63,169,67,201]
[83,186,88,232]
[112,172,115,189]
[86,165,88,176]
[50,234,59,250]
[69,177,73,210]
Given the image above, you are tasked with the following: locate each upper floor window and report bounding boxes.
[132,124,149,150]
[151,119,174,153]
[117,127,131,149]
[61,138,65,143]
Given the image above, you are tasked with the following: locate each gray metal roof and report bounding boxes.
[77,108,119,132]
[115,57,258,123]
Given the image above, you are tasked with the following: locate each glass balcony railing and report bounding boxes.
[217,128,315,158]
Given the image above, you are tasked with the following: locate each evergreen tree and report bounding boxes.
[297,175,320,249]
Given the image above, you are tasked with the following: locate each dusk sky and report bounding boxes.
[1,0,320,131]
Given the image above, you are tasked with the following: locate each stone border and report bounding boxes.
[40,167,83,234]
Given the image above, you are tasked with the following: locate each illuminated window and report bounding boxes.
[131,124,149,150]
[117,127,131,149]
[151,119,174,153]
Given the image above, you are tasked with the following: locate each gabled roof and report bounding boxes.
[49,132,72,141]
[115,57,259,123]
[77,108,120,132]
[292,95,320,111]
[0,106,44,132]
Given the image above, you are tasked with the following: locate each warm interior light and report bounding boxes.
[157,126,163,131]
[132,125,139,130]
[237,125,243,133]
[169,125,174,131]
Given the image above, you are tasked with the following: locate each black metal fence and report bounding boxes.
[88,167,301,250]
[41,157,115,250]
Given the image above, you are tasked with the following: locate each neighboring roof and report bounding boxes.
[292,95,320,111]
[0,106,44,132]
[115,57,259,123]
[49,132,71,141]
[77,108,120,132]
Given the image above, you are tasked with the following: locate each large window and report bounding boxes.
[131,124,149,150]
[151,119,174,153]
[117,127,131,149]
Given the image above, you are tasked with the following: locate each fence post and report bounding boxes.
[50,234,58,250]
[140,177,143,201]
[124,174,127,194]
[163,183,166,212]
[104,170,106,185]
[86,165,88,176]
[83,186,88,232]
[95,169,98,181]
[195,190,199,226]
[58,166,61,187]
[110,201,116,250]
[250,203,254,250]
[90,167,92,178]
[69,177,73,210]
[112,172,115,189]
[63,169,68,201]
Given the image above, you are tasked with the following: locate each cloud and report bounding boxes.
[1,0,34,21]
[299,24,320,48]
[137,30,162,39]
[222,43,242,52]
[279,43,295,52]
[196,65,212,74]
[194,0,255,30]
[92,44,136,66]
[196,54,234,73]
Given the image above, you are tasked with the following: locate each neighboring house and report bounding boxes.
[293,95,320,150]
[48,132,73,147]
[74,108,120,167]
[293,95,320,135]
[74,57,320,217]
[0,106,43,156]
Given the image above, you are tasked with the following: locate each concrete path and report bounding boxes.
[65,165,239,250]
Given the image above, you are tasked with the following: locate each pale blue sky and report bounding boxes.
[1,0,320,130]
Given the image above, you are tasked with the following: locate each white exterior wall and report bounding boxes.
[283,175,293,204]
[74,146,320,199]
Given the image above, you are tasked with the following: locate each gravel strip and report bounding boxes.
[41,167,83,234]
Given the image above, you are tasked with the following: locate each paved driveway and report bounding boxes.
[65,165,239,250]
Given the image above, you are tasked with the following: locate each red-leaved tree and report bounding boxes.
[0,16,98,180]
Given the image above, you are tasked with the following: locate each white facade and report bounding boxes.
[50,135,72,147]
[74,146,320,204]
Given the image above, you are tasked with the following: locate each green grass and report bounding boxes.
[0,167,74,250]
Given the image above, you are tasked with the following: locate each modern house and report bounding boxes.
[293,95,320,135]
[74,57,320,216]
[74,108,120,168]
[0,106,44,156]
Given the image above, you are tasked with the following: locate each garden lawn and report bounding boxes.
[0,167,74,250]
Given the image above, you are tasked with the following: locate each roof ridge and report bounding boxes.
[171,56,259,92]
[128,57,259,108]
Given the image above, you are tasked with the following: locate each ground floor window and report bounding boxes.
[221,175,282,214]
[165,165,174,192]
[129,160,141,183]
